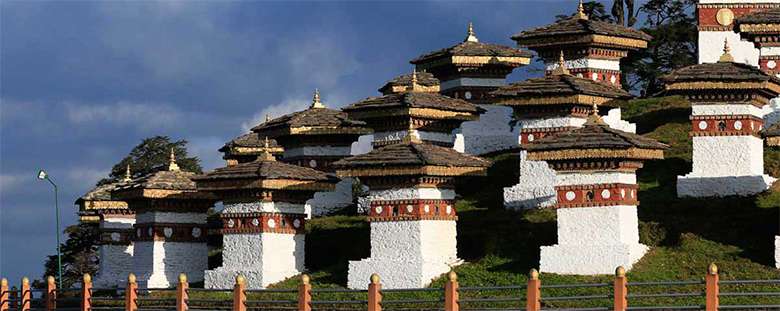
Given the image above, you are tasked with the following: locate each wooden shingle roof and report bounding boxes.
[736,8,780,26]
[378,72,440,94]
[662,61,778,84]
[195,159,336,182]
[344,92,483,114]
[411,41,532,64]
[512,16,651,44]
[492,73,632,101]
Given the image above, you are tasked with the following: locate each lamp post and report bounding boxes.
[37,170,62,288]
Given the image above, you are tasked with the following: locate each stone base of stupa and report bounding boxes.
[204,266,302,289]
[677,174,775,198]
[540,243,648,275]
[307,179,355,217]
[92,244,134,287]
[347,257,463,290]
[459,104,519,155]
[205,233,304,289]
[503,158,557,210]
[133,241,208,288]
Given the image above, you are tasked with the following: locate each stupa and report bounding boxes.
[343,71,484,151]
[411,22,532,154]
[219,130,283,166]
[511,0,650,87]
[663,40,780,197]
[76,167,134,287]
[252,90,372,216]
[524,105,667,274]
[112,150,216,288]
[495,53,635,209]
[697,0,780,65]
[195,140,338,289]
[334,132,490,289]
[735,7,780,127]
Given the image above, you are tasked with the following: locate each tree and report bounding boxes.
[622,0,697,95]
[612,0,637,27]
[98,136,202,185]
[40,223,99,287]
[556,1,615,22]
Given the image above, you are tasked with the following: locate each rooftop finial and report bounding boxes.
[718,38,734,63]
[123,164,132,182]
[576,0,589,20]
[311,88,325,109]
[551,51,571,76]
[407,68,424,92]
[465,21,479,42]
[168,148,180,171]
[585,99,606,125]
[265,113,271,123]
[259,136,276,161]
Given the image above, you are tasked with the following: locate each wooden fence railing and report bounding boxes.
[2,263,780,311]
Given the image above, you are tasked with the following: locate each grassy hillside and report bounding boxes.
[210,96,780,307]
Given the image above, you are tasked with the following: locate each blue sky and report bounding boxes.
[1,0,604,284]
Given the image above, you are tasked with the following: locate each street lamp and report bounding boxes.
[37,170,62,288]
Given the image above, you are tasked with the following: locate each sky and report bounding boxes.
[0,0,612,284]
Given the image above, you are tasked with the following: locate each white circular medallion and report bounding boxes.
[406,205,413,213]
[565,191,576,201]
[446,205,452,215]
[227,219,235,228]
[293,219,301,228]
[621,189,626,198]
[136,228,142,237]
[163,227,173,238]
[601,189,611,199]
[147,228,153,237]
[734,120,743,130]
[267,219,276,228]
[464,91,472,100]
[751,121,755,130]
[591,72,599,81]
[698,121,708,130]
[111,232,121,242]
[768,60,777,69]
[631,190,636,198]
[309,160,317,168]
[375,206,383,214]
[192,227,202,238]
[527,134,535,142]
[252,218,260,226]
[610,75,617,84]
[576,73,583,78]
[424,205,430,213]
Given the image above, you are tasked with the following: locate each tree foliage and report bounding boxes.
[98,136,202,185]
[40,223,100,287]
[555,1,614,22]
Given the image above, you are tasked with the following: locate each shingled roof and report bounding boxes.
[492,73,632,101]
[195,159,336,182]
[220,133,280,152]
[662,61,779,84]
[251,90,371,136]
[736,8,780,25]
[345,91,483,114]
[333,137,491,176]
[523,113,667,160]
[411,41,532,64]
[76,182,121,203]
[513,16,651,43]
[378,71,440,94]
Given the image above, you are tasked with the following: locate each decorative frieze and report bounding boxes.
[132,223,208,243]
[99,228,134,245]
[220,212,306,235]
[555,183,639,209]
[368,199,457,221]
[520,127,576,144]
[690,115,764,136]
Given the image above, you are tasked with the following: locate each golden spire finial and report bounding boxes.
[576,0,589,20]
[311,88,325,109]
[123,164,132,182]
[259,136,276,161]
[168,148,180,171]
[402,126,422,144]
[718,38,734,62]
[585,100,606,125]
[407,69,423,92]
[465,21,479,42]
[265,113,271,123]
[551,51,571,76]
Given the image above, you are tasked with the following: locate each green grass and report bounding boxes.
[195,96,780,308]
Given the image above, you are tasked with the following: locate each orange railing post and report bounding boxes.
[705,263,719,311]
[125,274,138,311]
[297,275,311,311]
[176,274,189,311]
[233,275,246,311]
[444,271,459,311]
[20,277,31,311]
[614,267,627,311]
[526,269,541,311]
[0,278,8,311]
[367,274,382,311]
[81,274,92,311]
[46,276,57,311]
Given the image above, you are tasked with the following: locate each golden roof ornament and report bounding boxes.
[168,148,181,171]
[576,0,589,20]
[406,69,424,92]
[551,51,571,76]
[123,164,132,182]
[718,38,734,63]
[258,136,276,161]
[310,88,325,109]
[585,100,606,125]
[265,113,271,123]
[402,125,422,144]
[464,22,479,43]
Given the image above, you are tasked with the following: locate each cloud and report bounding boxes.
[64,167,109,187]
[187,136,227,171]
[241,96,311,132]
[65,101,183,131]
[0,174,26,195]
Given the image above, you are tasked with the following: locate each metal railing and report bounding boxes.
[3,263,780,311]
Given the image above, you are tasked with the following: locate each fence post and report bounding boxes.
[444,271,459,311]
[81,274,92,311]
[125,274,137,311]
[20,277,30,311]
[0,278,8,311]
[526,269,541,311]
[297,275,311,311]
[705,263,719,311]
[176,273,188,311]
[614,267,627,311]
[367,274,382,311]
[46,276,57,311]
[233,275,246,311]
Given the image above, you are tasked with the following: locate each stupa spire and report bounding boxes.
[585,100,605,125]
[551,51,571,76]
[265,113,271,122]
[123,164,132,182]
[258,137,276,161]
[718,38,734,63]
[464,22,479,43]
[576,0,589,20]
[310,89,325,109]
[168,148,180,171]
